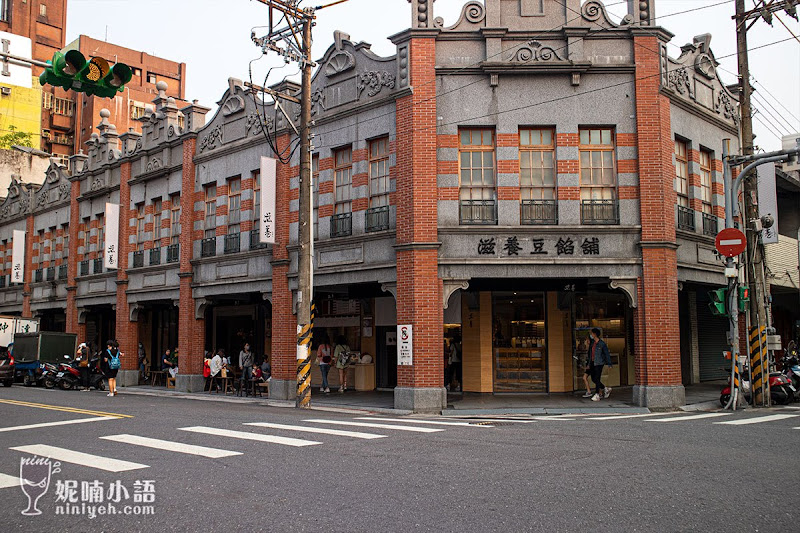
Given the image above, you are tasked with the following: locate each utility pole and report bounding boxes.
[733,0,799,404]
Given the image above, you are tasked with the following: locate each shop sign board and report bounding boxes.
[11,230,25,284]
[756,163,778,244]
[397,324,412,366]
[260,156,276,244]
[0,316,14,347]
[15,318,38,334]
[103,203,119,269]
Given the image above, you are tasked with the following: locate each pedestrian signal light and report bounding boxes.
[708,288,728,317]
[39,50,133,98]
[738,286,750,312]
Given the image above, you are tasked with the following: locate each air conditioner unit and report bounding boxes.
[1,87,11,96]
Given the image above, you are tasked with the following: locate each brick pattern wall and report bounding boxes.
[66,172,82,335]
[116,162,137,370]
[395,36,443,390]
[22,215,34,317]
[633,35,681,388]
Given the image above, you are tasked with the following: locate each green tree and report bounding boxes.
[0,125,35,150]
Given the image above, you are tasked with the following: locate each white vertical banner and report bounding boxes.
[260,156,276,244]
[397,324,413,366]
[104,203,120,269]
[756,163,779,244]
[11,229,25,284]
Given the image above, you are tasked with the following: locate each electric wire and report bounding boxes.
[750,92,794,135]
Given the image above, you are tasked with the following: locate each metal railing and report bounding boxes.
[520,200,558,225]
[249,229,266,250]
[166,243,179,263]
[34,269,43,283]
[93,258,103,274]
[46,267,55,281]
[580,199,619,225]
[132,250,144,268]
[58,264,67,280]
[150,247,161,266]
[330,212,352,238]
[677,205,696,231]
[201,238,216,258]
[459,199,498,225]
[702,212,718,236]
[80,260,89,276]
[224,233,241,254]
[365,206,390,232]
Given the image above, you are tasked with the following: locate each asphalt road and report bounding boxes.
[0,385,797,532]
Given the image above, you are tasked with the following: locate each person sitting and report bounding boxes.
[252,364,264,382]
[261,359,271,381]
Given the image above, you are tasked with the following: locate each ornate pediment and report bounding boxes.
[0,175,36,221]
[434,1,486,31]
[33,160,71,209]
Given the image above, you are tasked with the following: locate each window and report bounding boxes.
[132,67,142,77]
[334,147,352,214]
[147,72,157,84]
[97,215,104,257]
[579,128,618,224]
[459,128,496,224]
[153,199,162,242]
[520,128,556,224]
[312,155,319,239]
[34,230,44,264]
[0,1,8,22]
[170,194,181,246]
[42,92,53,110]
[227,177,241,233]
[368,138,390,207]
[699,150,713,214]
[204,184,217,240]
[39,3,47,17]
[62,224,69,259]
[675,140,689,207]
[136,203,145,251]
[130,101,147,120]
[52,97,75,117]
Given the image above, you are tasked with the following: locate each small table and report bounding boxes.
[150,371,166,387]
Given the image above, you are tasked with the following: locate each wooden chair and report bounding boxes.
[150,370,166,387]
[166,376,176,389]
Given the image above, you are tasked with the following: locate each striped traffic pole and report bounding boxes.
[749,325,767,406]
[296,303,315,409]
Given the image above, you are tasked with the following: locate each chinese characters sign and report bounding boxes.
[756,163,778,244]
[103,203,119,270]
[397,324,413,366]
[11,229,25,284]
[260,156,277,245]
[477,236,602,256]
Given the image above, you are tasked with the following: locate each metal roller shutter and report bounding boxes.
[696,291,729,381]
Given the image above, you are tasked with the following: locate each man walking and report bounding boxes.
[587,328,612,401]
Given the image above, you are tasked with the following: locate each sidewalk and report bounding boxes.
[119,382,723,415]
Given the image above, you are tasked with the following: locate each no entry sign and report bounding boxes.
[715,228,747,257]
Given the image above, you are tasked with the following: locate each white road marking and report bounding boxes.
[304,419,443,433]
[10,444,149,472]
[648,413,731,422]
[179,426,320,447]
[245,422,386,439]
[99,434,243,458]
[354,417,494,427]
[529,416,577,421]
[714,414,800,426]
[0,473,18,489]
[587,413,676,421]
[0,416,118,433]
[442,418,538,424]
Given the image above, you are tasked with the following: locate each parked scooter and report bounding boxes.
[41,362,59,389]
[87,356,106,391]
[53,355,81,390]
[720,362,795,406]
[780,353,800,401]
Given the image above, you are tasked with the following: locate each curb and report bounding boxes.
[441,407,651,416]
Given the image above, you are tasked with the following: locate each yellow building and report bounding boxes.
[0,75,43,149]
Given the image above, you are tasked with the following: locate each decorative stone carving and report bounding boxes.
[356,71,396,98]
[434,0,485,29]
[694,53,716,80]
[716,92,740,126]
[510,41,563,62]
[90,177,105,191]
[609,278,638,308]
[246,113,267,136]
[146,158,163,172]
[443,280,469,310]
[18,194,29,213]
[59,183,69,200]
[46,167,60,184]
[398,45,409,88]
[36,193,47,207]
[380,282,397,300]
[310,88,325,116]
[325,51,355,76]
[668,67,693,97]
[581,1,632,27]
[195,297,209,320]
[221,78,245,116]
[199,125,223,152]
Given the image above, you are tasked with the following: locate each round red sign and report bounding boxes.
[715,227,747,257]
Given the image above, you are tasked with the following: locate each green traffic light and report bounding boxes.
[708,288,728,317]
[39,49,133,98]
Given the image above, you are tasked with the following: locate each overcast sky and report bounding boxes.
[66,0,799,151]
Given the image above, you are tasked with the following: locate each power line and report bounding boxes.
[750,91,795,134]
[751,77,800,126]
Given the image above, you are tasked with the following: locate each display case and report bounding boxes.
[493,313,548,392]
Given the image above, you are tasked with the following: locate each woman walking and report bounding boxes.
[333,335,351,393]
[75,342,91,391]
[316,336,333,393]
[102,339,121,397]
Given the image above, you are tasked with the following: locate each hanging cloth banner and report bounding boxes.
[260,156,277,244]
[11,229,25,284]
[104,202,120,269]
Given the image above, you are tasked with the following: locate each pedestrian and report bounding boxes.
[333,335,351,392]
[316,336,332,393]
[261,358,271,381]
[101,339,121,397]
[137,342,147,382]
[239,342,254,387]
[579,337,593,398]
[161,348,177,378]
[448,336,462,392]
[588,328,612,401]
[76,342,91,391]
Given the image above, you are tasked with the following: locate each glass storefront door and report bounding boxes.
[492,292,547,392]
[573,292,630,390]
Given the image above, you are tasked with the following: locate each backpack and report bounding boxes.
[202,359,211,378]
[108,349,121,370]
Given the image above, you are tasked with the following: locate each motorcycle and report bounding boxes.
[53,356,81,391]
[87,357,106,391]
[780,353,800,400]
[41,362,59,389]
[720,363,795,406]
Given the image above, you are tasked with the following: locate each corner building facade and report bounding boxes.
[0,0,740,411]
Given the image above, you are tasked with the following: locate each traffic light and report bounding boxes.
[738,286,750,312]
[708,288,728,317]
[39,50,132,98]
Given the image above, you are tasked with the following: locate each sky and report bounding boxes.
[65,0,800,151]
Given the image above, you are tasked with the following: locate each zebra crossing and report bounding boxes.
[0,415,491,487]
[504,410,800,426]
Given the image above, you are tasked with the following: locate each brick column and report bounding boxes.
[115,161,139,386]
[268,133,298,400]
[393,34,445,412]
[65,175,81,335]
[632,32,685,408]
[176,136,206,392]
[22,215,34,317]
